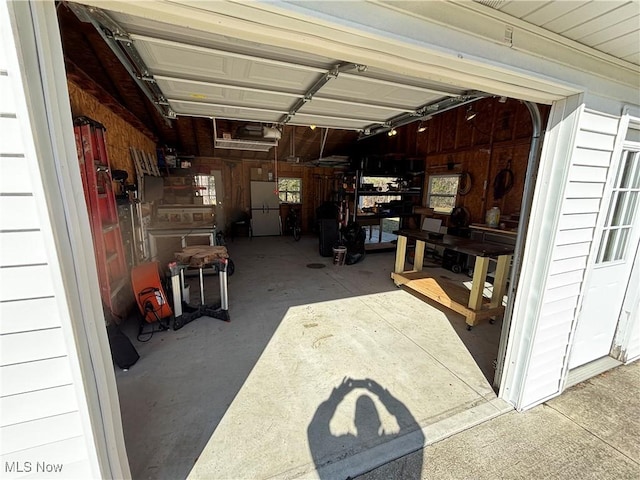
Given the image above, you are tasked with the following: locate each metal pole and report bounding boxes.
[170,265,182,317]
[493,101,544,389]
[219,259,229,310]
[199,266,205,304]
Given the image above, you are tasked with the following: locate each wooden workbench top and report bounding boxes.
[395,229,516,258]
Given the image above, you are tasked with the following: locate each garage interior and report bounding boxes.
[56,2,551,478]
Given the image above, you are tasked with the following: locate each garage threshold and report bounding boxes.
[115,237,512,479]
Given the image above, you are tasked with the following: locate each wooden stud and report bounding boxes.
[414,240,425,272]
[394,234,408,274]
[468,256,490,310]
[490,254,512,308]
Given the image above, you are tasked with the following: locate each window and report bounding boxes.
[358,176,400,209]
[278,177,302,203]
[427,174,459,213]
[596,148,640,263]
[194,174,217,205]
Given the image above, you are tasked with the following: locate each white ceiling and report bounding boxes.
[474,0,640,66]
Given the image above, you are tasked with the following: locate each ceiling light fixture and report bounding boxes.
[465,106,477,121]
[388,128,397,136]
[309,124,316,130]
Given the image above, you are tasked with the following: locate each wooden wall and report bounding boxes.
[67,80,155,182]
[191,157,338,233]
[410,98,548,225]
[189,98,549,233]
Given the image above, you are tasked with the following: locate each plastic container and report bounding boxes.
[486,206,501,228]
[332,246,347,266]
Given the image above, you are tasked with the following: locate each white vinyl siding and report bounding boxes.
[518,109,619,408]
[0,5,95,476]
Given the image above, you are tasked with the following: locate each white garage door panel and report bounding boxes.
[290,114,370,130]
[322,76,437,107]
[114,11,337,69]
[299,98,405,121]
[135,38,321,91]
[171,101,282,123]
[156,78,295,109]
[135,40,226,77]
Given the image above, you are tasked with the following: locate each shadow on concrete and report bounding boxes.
[114,236,496,479]
[308,378,424,480]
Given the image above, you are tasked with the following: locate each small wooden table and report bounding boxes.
[391,229,515,329]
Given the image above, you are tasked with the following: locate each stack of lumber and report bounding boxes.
[175,246,229,267]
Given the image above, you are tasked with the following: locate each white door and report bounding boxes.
[250,181,279,209]
[570,137,640,369]
[251,209,281,236]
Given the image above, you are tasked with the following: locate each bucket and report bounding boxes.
[332,246,347,266]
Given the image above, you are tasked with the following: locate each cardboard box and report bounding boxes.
[250,168,264,181]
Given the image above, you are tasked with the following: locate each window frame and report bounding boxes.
[427,174,460,214]
[193,174,217,205]
[278,177,302,204]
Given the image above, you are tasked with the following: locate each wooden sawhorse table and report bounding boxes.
[391,229,515,329]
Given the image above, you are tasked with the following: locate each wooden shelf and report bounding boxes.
[358,190,421,196]
[391,270,504,324]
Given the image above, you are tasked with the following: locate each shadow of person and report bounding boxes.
[308,377,424,479]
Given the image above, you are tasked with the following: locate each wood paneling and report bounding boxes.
[413,98,550,225]
[191,156,339,233]
[67,80,156,183]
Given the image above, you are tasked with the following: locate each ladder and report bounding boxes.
[74,117,128,316]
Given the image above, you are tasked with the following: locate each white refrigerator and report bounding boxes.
[250,181,281,236]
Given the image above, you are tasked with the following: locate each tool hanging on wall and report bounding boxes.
[493,160,514,199]
[458,171,473,196]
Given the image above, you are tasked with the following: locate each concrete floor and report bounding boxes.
[116,236,507,479]
[357,361,640,480]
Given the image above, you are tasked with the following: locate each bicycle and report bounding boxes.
[284,206,302,241]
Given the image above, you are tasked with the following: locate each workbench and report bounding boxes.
[391,229,515,329]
